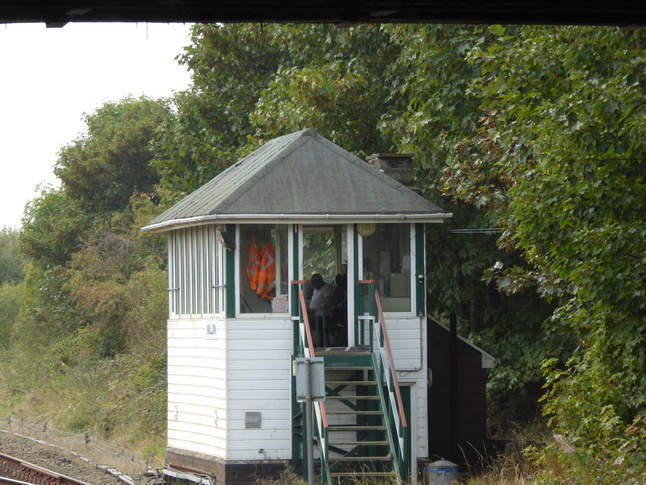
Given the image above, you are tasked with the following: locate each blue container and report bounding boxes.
[426,459,459,485]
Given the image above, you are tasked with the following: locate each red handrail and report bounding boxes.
[299,290,316,358]
[374,289,408,428]
[297,288,328,428]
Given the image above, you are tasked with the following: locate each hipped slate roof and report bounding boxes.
[144,128,451,233]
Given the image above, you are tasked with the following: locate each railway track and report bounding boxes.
[0,452,93,485]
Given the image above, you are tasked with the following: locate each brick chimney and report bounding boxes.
[366,153,418,192]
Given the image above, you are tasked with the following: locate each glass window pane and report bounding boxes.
[302,225,347,282]
[239,224,289,314]
[362,224,411,312]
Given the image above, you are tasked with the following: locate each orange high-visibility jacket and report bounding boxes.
[246,236,259,291]
[256,242,276,300]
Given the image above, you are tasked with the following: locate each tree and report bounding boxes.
[155,23,402,193]
[0,227,26,285]
[0,282,24,351]
[443,25,645,479]
[17,96,172,356]
[55,96,170,214]
[65,193,170,359]
[250,24,401,153]
[153,24,293,193]
[20,185,92,269]
[375,24,562,395]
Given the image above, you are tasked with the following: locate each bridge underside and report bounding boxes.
[0,1,642,27]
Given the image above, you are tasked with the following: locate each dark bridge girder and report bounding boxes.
[0,1,644,28]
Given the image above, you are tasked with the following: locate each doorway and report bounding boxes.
[301,225,349,346]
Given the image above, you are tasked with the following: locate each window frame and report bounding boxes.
[237,223,291,317]
[358,222,416,315]
[168,224,224,318]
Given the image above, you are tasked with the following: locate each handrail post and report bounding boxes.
[358,280,377,350]
[291,280,308,357]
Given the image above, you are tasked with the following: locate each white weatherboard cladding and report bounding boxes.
[226,318,293,461]
[166,298,430,462]
[390,316,428,459]
[361,315,425,371]
[385,316,425,371]
[167,317,227,459]
[365,315,428,458]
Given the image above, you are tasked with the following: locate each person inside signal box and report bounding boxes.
[309,273,335,310]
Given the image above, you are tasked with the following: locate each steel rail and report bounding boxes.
[0,452,93,485]
[0,476,35,485]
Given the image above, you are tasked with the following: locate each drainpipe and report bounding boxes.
[449,311,458,462]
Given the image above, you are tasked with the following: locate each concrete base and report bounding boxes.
[166,448,291,485]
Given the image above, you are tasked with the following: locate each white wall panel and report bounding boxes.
[225,317,293,460]
[167,316,228,459]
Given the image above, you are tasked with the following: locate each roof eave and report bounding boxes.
[142,212,454,233]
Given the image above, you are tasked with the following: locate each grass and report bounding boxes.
[0,347,167,473]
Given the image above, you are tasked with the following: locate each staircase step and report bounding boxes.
[330,471,393,478]
[325,365,373,371]
[329,440,389,446]
[326,394,380,400]
[329,456,392,462]
[328,425,386,431]
[325,409,383,415]
[326,380,376,386]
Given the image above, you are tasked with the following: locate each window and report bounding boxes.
[168,225,223,317]
[239,224,289,314]
[361,224,412,312]
[302,225,347,282]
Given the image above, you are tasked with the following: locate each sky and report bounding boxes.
[0,22,194,229]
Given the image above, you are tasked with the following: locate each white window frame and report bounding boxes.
[236,223,291,317]
[358,222,416,315]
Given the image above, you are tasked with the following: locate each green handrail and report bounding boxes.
[358,281,409,482]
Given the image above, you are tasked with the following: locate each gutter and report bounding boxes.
[142,212,453,233]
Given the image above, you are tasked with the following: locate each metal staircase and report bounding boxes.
[322,350,397,482]
[292,280,409,485]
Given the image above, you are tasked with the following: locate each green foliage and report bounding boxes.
[20,185,93,268]
[376,24,556,394]
[0,282,25,351]
[440,24,645,476]
[0,227,27,284]
[530,416,646,484]
[55,96,170,214]
[381,24,492,194]
[5,93,172,438]
[11,263,87,353]
[153,23,290,192]
[302,232,337,279]
[2,199,169,442]
[251,24,400,153]
[155,24,400,193]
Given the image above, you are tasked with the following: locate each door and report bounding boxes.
[301,224,349,346]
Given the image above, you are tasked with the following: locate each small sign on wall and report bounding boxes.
[273,297,288,313]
